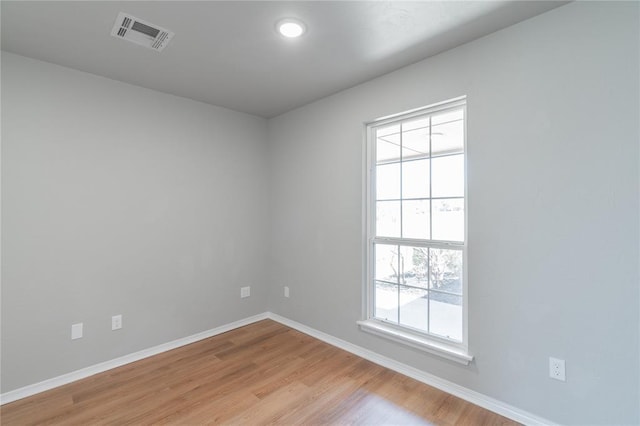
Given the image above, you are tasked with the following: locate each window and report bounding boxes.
[359,97,471,364]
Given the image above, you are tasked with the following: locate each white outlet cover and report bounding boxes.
[241,286,251,298]
[549,357,566,381]
[71,323,83,340]
[284,286,290,298]
[112,314,123,330]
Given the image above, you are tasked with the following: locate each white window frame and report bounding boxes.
[358,97,472,365]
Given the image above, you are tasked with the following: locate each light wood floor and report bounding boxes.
[1,320,518,425]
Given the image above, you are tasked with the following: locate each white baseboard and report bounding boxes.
[266,312,557,426]
[1,310,555,426]
[0,312,269,405]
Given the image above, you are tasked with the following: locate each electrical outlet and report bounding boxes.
[284,286,290,298]
[549,357,566,381]
[240,286,251,298]
[71,323,83,340]
[112,315,123,331]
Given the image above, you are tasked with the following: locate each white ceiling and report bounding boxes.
[1,1,566,118]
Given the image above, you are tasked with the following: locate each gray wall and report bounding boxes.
[1,52,269,392]
[266,2,639,425]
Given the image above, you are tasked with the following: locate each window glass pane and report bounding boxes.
[399,246,429,288]
[399,286,428,332]
[401,127,429,161]
[377,124,400,137]
[376,139,400,164]
[376,125,400,163]
[432,108,463,126]
[429,293,462,341]
[375,281,398,323]
[401,200,430,240]
[432,198,464,241]
[432,118,463,156]
[376,201,401,237]
[375,244,399,284]
[402,116,430,132]
[429,249,462,294]
[432,154,464,198]
[376,163,400,200]
[402,159,429,199]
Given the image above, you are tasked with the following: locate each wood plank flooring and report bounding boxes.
[1,320,518,425]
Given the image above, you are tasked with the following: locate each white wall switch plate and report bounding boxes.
[240,286,251,298]
[549,357,566,381]
[112,314,123,330]
[71,323,83,340]
[284,286,290,298]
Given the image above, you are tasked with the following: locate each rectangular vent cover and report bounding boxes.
[110,12,174,52]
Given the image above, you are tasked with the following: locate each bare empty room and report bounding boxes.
[1,1,639,425]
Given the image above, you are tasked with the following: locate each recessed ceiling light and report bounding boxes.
[276,18,306,38]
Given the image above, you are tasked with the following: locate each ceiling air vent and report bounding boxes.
[110,12,174,52]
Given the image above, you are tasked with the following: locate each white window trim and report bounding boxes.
[357,320,472,364]
[360,97,472,365]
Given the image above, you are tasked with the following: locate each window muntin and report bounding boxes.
[367,99,466,346]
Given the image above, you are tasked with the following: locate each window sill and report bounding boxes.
[357,320,473,365]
